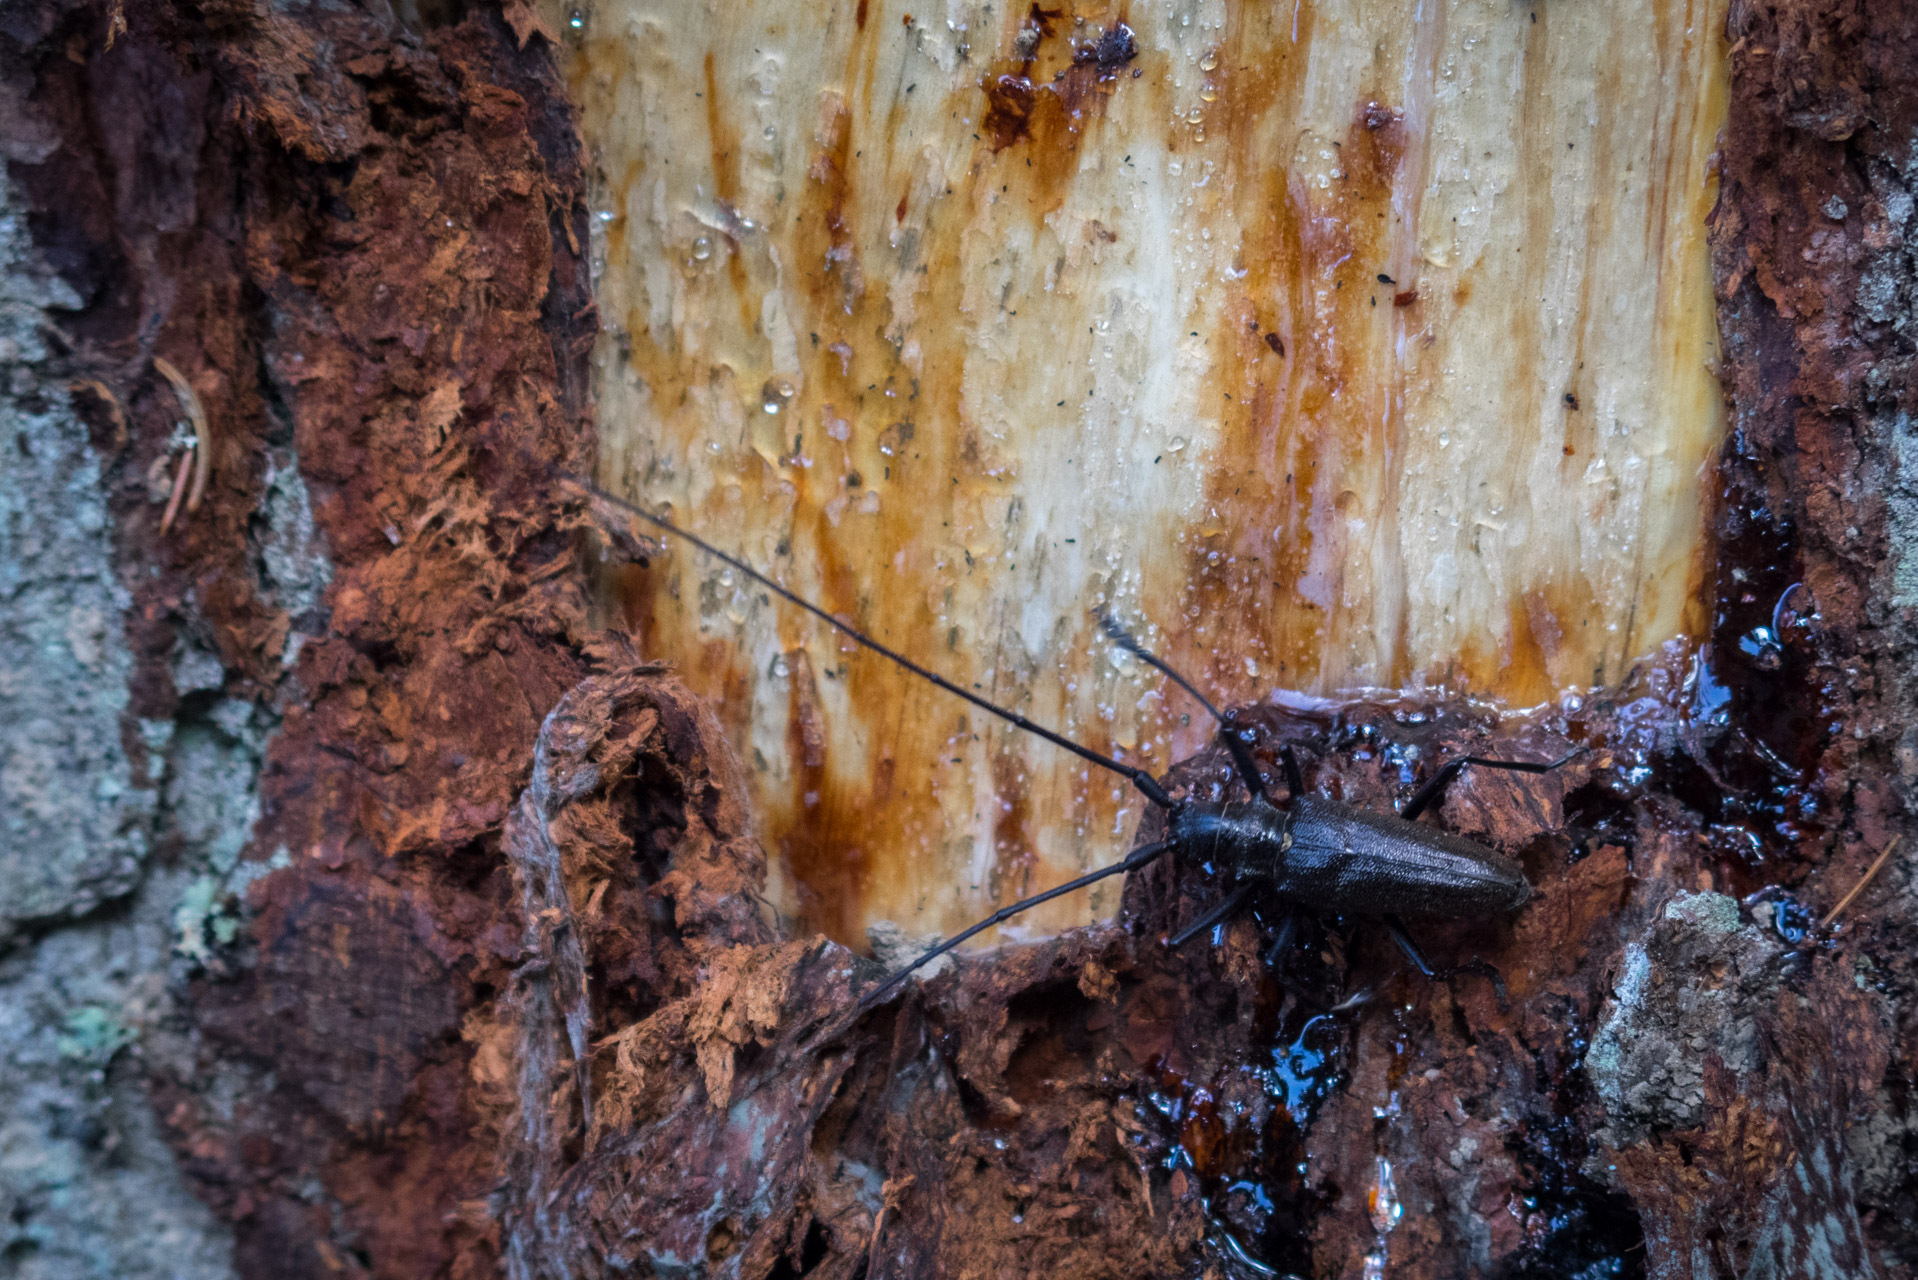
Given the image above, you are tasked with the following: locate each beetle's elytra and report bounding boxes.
[1175,795,1533,920]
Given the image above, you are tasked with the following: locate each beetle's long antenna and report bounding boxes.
[566,477,1175,810]
[1096,609,1266,801]
[853,838,1174,1013]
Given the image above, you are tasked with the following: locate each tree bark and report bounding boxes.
[3,1,1916,1279]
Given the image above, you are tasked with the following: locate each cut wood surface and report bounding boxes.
[555,0,1731,946]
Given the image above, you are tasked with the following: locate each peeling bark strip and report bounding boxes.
[494,662,787,1276]
[5,0,1917,1277]
[499,671,648,1265]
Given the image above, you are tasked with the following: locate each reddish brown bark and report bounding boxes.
[6,1,600,1272]
[7,0,1918,1277]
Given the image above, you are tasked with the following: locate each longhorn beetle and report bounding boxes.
[571,478,1577,1015]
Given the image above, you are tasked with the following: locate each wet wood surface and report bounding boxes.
[554,0,1731,947]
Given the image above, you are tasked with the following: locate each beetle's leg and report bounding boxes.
[1279,746,1304,802]
[1381,914,1509,1008]
[1398,748,1584,821]
[1381,915,1438,977]
[1096,611,1266,801]
[1262,909,1298,969]
[1168,883,1254,948]
[1259,910,1341,1012]
[1218,713,1268,803]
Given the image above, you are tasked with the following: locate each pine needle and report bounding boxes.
[1819,836,1902,929]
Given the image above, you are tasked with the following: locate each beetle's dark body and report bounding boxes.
[1171,794,1532,918]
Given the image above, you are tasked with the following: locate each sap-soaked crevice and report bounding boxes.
[1502,1118,1647,1280]
[1494,985,1649,1280]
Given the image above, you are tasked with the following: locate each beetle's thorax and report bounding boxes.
[1167,797,1294,879]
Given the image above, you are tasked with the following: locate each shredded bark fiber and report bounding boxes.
[470,670,1897,1280]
